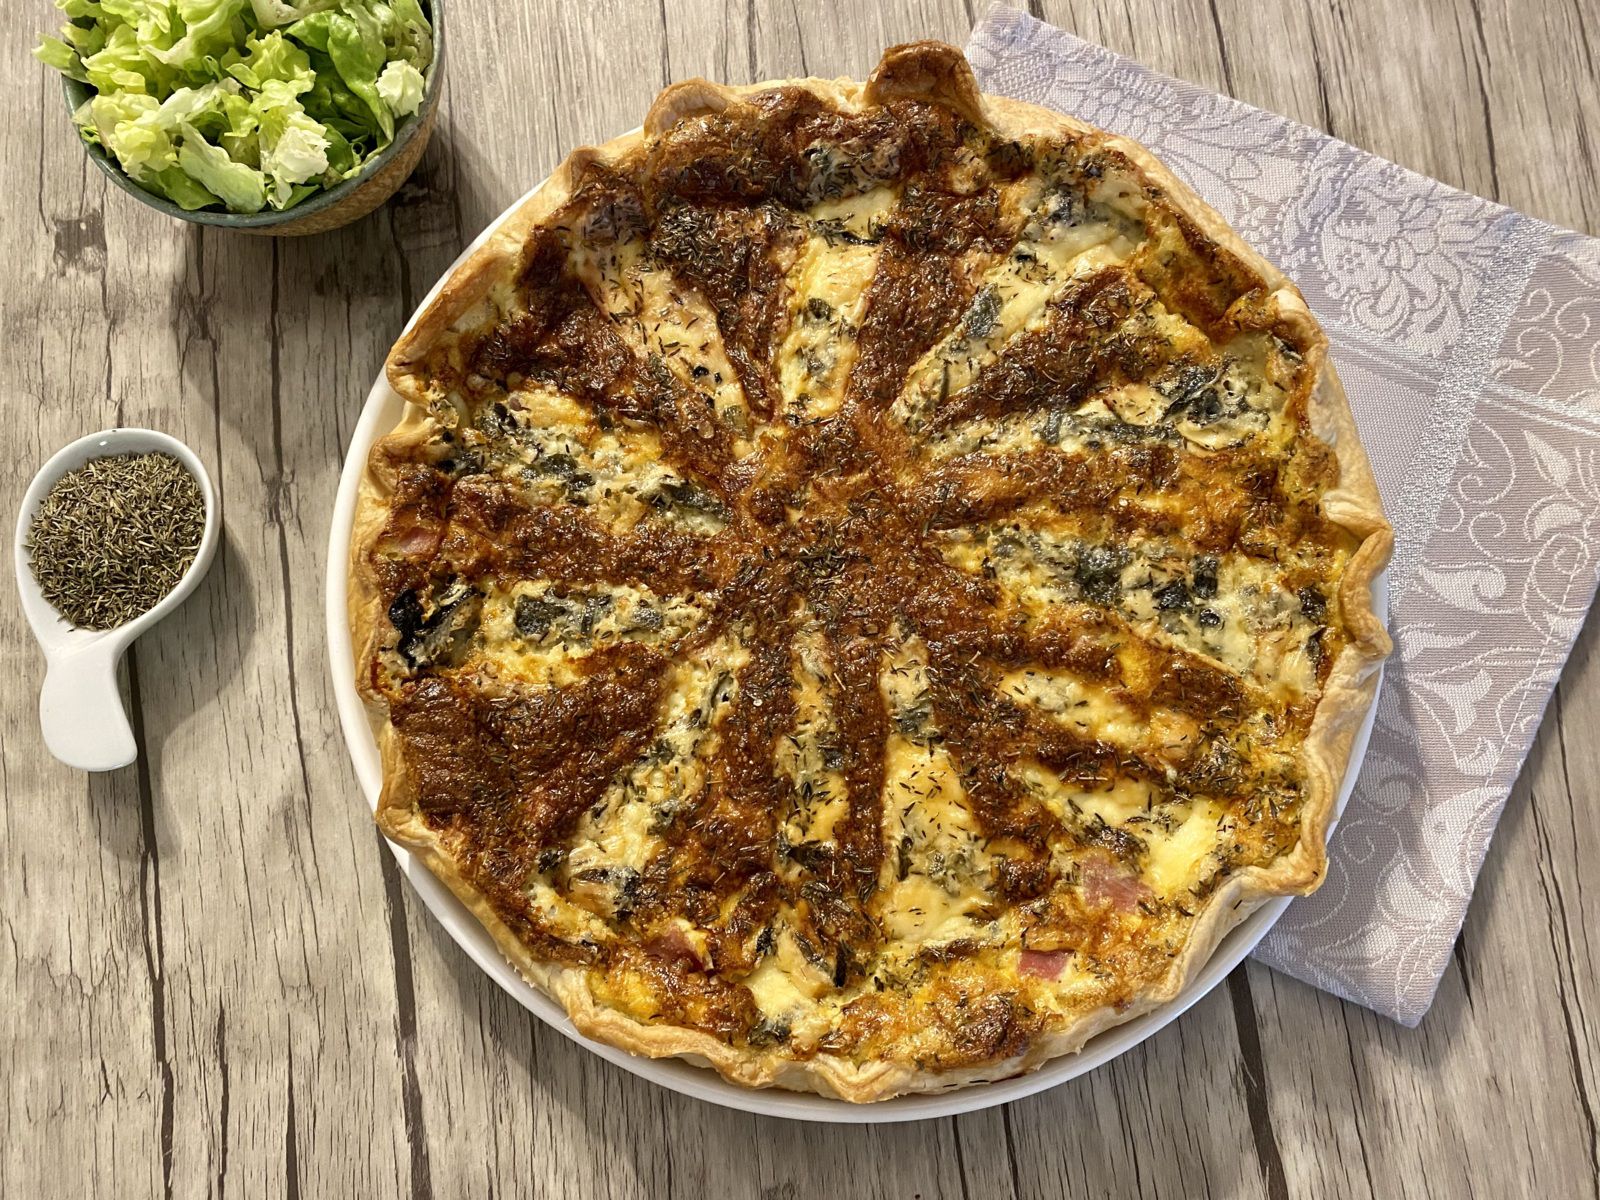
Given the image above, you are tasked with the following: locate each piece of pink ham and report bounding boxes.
[1081,856,1152,911]
[645,925,707,971]
[1018,949,1070,980]
[388,521,442,556]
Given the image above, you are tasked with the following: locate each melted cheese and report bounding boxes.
[570,235,754,454]
[563,638,746,889]
[921,325,1290,466]
[948,526,1323,699]
[1013,759,1155,828]
[777,188,896,420]
[1000,667,1147,747]
[478,579,706,687]
[1146,799,1224,894]
[738,930,837,1046]
[776,624,850,849]
[1012,756,1225,900]
[744,956,812,1017]
[873,643,990,948]
[485,384,728,534]
[892,179,1141,432]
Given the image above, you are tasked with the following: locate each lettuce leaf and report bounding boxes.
[177,121,267,211]
[254,77,329,205]
[223,29,313,89]
[150,164,220,209]
[248,0,339,27]
[376,59,423,117]
[322,5,392,142]
[385,0,433,71]
[146,0,248,68]
[34,36,87,81]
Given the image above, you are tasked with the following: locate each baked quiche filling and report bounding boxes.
[356,43,1389,1096]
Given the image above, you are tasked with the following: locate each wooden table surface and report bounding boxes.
[5,1,1598,1195]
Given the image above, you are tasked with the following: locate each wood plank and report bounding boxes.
[3,25,169,1194]
[1003,989,1277,1200]
[985,8,1283,1200]
[360,4,701,1194]
[1036,0,1230,95]
[1470,0,1600,232]
[88,203,417,1194]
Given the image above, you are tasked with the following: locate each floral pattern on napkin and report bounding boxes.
[967,5,1600,1023]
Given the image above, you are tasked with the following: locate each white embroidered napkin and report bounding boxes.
[967,5,1600,1024]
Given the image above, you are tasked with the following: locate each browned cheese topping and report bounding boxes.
[363,66,1359,1076]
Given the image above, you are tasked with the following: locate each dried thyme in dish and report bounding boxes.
[26,452,205,630]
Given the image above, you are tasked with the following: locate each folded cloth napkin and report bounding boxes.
[967,5,1600,1024]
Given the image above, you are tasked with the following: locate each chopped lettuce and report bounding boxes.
[376,60,423,117]
[35,35,84,78]
[35,0,432,215]
[145,0,248,69]
[324,6,391,141]
[256,79,331,206]
[177,122,268,211]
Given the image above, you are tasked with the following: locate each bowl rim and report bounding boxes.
[57,0,445,230]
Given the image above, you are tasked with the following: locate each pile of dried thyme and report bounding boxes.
[26,452,205,630]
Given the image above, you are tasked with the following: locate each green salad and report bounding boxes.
[35,1,434,215]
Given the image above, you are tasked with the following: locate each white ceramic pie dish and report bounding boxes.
[323,171,1387,1123]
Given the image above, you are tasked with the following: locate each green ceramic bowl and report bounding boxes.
[59,0,445,237]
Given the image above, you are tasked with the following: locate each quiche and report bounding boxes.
[350,42,1392,1102]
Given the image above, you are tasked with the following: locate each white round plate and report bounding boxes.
[325,174,1388,1123]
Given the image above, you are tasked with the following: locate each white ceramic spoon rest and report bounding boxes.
[13,428,220,772]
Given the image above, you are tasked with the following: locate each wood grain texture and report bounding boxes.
[1,0,1595,1195]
